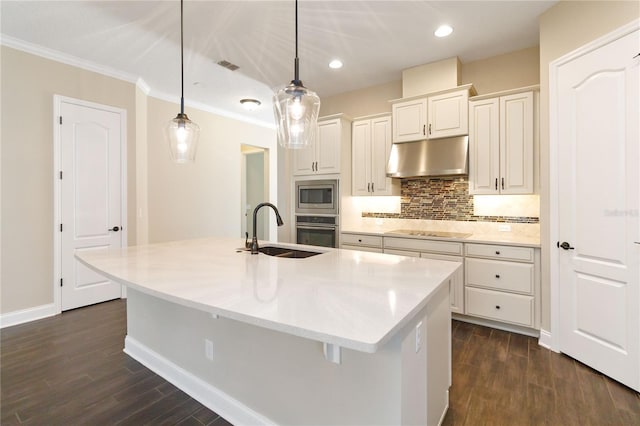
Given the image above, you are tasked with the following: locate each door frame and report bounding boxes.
[52,95,128,314]
[548,19,639,352]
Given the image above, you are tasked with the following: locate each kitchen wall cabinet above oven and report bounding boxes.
[293,114,352,176]
[351,114,400,196]
[390,85,475,143]
[468,86,539,195]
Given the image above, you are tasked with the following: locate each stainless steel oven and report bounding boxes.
[295,179,338,215]
[295,215,339,248]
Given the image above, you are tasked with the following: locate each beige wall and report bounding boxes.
[538,1,639,331]
[461,46,540,95]
[0,46,137,314]
[146,97,277,243]
[319,80,402,118]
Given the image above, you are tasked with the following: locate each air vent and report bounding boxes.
[217,60,239,71]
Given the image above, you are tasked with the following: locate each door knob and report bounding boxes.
[109,226,120,232]
[557,241,574,250]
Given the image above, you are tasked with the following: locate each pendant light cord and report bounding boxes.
[293,0,300,83]
[180,0,185,115]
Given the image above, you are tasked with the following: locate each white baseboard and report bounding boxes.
[124,335,275,426]
[0,303,57,329]
[452,313,540,338]
[538,328,556,351]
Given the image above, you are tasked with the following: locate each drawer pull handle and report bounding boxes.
[495,250,501,255]
[495,305,501,310]
[495,274,500,278]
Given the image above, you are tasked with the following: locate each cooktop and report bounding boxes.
[387,229,472,239]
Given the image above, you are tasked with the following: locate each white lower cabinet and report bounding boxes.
[464,243,539,329]
[340,233,383,253]
[384,237,464,314]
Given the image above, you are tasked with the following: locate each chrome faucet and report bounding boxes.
[251,202,284,254]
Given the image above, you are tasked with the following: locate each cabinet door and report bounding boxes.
[392,98,427,142]
[293,143,316,176]
[352,120,372,196]
[427,90,469,139]
[500,92,533,194]
[370,116,395,195]
[316,119,341,174]
[469,98,500,194]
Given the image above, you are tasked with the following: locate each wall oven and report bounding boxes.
[296,215,339,248]
[295,179,338,215]
[295,179,339,248]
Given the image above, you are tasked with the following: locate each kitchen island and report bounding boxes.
[77,237,460,425]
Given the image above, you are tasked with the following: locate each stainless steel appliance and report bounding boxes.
[295,179,338,215]
[296,215,339,248]
[386,136,469,178]
[294,179,339,248]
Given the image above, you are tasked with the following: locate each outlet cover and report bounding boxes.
[205,339,214,361]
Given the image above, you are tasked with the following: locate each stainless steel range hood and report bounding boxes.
[386,136,468,178]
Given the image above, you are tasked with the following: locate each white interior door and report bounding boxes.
[556,28,639,391]
[59,98,125,311]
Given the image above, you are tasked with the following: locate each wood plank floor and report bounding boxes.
[2,299,639,425]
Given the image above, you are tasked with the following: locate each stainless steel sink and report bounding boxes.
[258,246,321,258]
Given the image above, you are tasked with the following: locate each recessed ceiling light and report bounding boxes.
[329,59,343,69]
[240,98,261,111]
[434,25,453,38]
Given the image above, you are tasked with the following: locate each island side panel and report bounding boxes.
[400,279,451,425]
[125,288,409,425]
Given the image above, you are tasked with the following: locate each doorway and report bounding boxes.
[241,145,269,242]
[550,22,639,391]
[54,96,127,312]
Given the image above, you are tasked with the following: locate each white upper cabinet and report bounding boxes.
[469,89,535,195]
[293,116,349,176]
[391,86,473,143]
[427,89,469,139]
[352,114,399,196]
[391,98,427,142]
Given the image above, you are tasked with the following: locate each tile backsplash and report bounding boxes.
[361,177,539,224]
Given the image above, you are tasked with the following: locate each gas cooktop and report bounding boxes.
[387,229,472,239]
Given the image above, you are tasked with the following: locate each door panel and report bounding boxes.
[61,100,123,311]
[557,28,639,391]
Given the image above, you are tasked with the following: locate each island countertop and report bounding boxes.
[76,237,460,353]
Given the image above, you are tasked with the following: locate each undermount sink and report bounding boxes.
[258,246,321,259]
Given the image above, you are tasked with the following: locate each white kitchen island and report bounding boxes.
[77,237,460,426]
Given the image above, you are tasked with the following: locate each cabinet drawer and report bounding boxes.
[384,248,420,258]
[465,243,534,262]
[341,233,383,248]
[384,237,463,255]
[465,258,534,294]
[466,287,534,327]
[341,244,383,253]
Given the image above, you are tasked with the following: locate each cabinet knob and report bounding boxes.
[495,305,501,310]
[358,239,362,243]
[495,274,500,279]
[495,250,501,255]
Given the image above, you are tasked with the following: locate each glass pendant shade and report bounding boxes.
[165,113,200,163]
[273,81,321,149]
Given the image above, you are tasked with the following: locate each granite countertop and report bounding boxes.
[76,237,460,353]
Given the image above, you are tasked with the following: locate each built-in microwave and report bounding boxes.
[295,179,338,215]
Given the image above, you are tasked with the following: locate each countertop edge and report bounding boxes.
[341,230,541,248]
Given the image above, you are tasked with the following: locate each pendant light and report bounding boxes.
[273,0,320,149]
[165,0,200,163]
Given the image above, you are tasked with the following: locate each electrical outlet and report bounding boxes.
[205,339,214,361]
[415,321,423,353]
[498,224,512,232]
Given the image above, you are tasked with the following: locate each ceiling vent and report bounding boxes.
[217,60,239,71]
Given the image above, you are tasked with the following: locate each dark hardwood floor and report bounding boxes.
[2,299,639,425]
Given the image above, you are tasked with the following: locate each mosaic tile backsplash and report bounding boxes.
[362,177,539,224]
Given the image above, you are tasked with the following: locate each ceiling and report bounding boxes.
[0,1,556,127]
